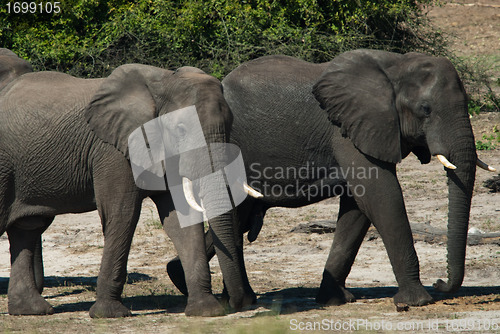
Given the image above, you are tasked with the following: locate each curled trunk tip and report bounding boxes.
[433,278,462,293]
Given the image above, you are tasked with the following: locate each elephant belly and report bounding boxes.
[250,174,346,207]
[8,173,97,226]
[6,137,100,225]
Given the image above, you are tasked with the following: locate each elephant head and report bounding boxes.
[84,64,261,309]
[313,49,494,293]
[0,48,32,91]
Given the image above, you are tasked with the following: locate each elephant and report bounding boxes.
[167,50,495,308]
[0,63,261,317]
[0,48,32,90]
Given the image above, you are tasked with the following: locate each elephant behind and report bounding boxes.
[0,48,32,90]
[168,51,494,307]
[0,63,257,317]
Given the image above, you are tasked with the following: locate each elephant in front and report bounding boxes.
[0,63,259,317]
[168,50,495,307]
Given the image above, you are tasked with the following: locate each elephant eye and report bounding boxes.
[176,124,187,137]
[420,103,431,117]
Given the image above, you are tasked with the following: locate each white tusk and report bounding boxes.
[436,155,457,170]
[244,182,264,198]
[200,199,208,222]
[476,158,497,172]
[182,177,204,212]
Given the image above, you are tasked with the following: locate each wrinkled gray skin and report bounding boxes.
[0,62,249,317]
[168,50,477,307]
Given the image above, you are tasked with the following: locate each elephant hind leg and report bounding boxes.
[316,194,370,305]
[7,218,54,315]
[34,217,54,294]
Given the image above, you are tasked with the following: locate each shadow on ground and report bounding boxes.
[249,285,500,315]
[1,279,498,316]
[0,272,152,294]
[0,272,189,315]
[53,294,187,315]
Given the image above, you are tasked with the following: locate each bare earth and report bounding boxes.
[0,2,499,333]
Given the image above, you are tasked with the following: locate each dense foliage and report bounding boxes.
[2,0,439,77]
[1,0,497,109]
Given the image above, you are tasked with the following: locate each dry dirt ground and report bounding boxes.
[1,2,499,333]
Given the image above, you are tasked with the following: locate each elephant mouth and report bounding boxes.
[182,176,263,213]
[179,142,264,221]
[412,146,431,164]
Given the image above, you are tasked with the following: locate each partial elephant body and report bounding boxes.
[0,72,105,226]
[168,50,479,308]
[0,63,249,317]
[226,56,343,207]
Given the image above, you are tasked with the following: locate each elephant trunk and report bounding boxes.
[192,128,246,310]
[434,113,476,293]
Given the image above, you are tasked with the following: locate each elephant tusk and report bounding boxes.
[476,158,497,172]
[200,199,208,222]
[436,154,457,170]
[244,182,264,198]
[182,177,205,212]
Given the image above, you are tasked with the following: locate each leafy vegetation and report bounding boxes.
[0,0,497,108]
[1,0,439,76]
[476,126,500,150]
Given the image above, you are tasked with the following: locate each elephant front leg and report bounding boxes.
[7,224,54,315]
[348,166,432,306]
[153,194,224,317]
[317,194,371,305]
[167,229,257,307]
[89,170,143,318]
[372,208,433,306]
[88,206,141,318]
[334,140,433,306]
[166,229,217,296]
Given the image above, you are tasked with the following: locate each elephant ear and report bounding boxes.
[313,49,403,163]
[84,64,173,157]
[0,48,32,90]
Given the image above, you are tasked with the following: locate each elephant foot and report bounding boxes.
[316,286,356,306]
[185,294,225,317]
[316,275,355,306]
[393,285,433,306]
[221,286,257,311]
[8,290,54,315]
[89,299,132,318]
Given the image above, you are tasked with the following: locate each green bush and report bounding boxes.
[1,0,438,78]
[0,0,497,109]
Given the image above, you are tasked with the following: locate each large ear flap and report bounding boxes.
[0,48,32,90]
[313,49,403,163]
[84,64,173,157]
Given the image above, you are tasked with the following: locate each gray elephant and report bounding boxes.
[0,63,260,317]
[167,50,495,307]
[0,48,32,90]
